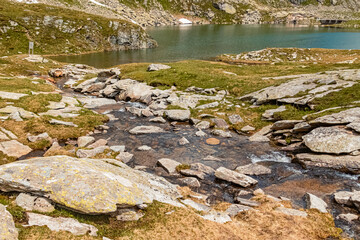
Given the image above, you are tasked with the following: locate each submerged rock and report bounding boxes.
[235,163,271,176]
[0,203,18,240]
[129,126,165,134]
[0,156,182,214]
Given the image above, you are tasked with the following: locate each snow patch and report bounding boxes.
[179,18,192,25]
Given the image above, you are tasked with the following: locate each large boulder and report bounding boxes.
[0,203,18,240]
[0,156,182,214]
[302,127,360,154]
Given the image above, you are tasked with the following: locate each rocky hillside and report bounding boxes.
[10,0,360,27]
[0,0,157,56]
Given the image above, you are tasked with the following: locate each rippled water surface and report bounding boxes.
[52,24,360,68]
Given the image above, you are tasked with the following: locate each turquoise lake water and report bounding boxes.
[52,24,360,68]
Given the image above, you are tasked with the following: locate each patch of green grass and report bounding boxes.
[15,93,62,113]
[0,77,55,94]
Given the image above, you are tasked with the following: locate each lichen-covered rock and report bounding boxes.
[303,127,360,154]
[0,156,182,214]
[0,203,18,240]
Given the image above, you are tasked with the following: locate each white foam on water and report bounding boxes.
[334,171,360,181]
[249,152,291,164]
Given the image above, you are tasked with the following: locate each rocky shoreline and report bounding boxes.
[0,50,359,239]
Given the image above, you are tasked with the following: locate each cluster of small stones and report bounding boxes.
[55,63,252,139]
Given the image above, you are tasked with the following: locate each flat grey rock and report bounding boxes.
[271,120,303,130]
[310,108,360,125]
[303,127,360,154]
[275,207,307,218]
[164,110,191,122]
[225,204,252,217]
[116,152,134,163]
[27,212,98,236]
[0,140,32,158]
[129,126,165,134]
[296,153,360,174]
[235,197,260,207]
[305,193,327,213]
[147,64,171,72]
[49,119,78,127]
[179,177,200,188]
[16,193,54,213]
[235,163,271,175]
[77,136,95,148]
[0,91,27,100]
[157,158,181,174]
[215,167,258,187]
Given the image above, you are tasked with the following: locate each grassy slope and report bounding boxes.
[0,0,152,56]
